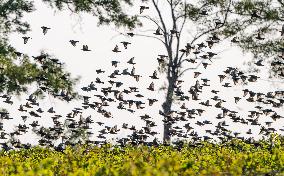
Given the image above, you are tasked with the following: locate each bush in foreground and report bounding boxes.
[1,138,284,175]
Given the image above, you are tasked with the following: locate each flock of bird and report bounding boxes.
[1,2,284,150]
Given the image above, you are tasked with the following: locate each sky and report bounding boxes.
[2,0,284,145]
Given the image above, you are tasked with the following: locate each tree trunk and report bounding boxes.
[162,76,176,144]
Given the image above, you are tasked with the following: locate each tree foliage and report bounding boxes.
[0,0,142,100]
[42,0,142,29]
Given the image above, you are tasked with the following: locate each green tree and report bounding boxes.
[0,1,78,100]
[0,0,142,146]
[0,0,141,99]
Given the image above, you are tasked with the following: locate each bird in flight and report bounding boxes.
[112,45,121,53]
[22,37,31,44]
[120,41,131,49]
[69,40,79,47]
[41,26,51,35]
[81,45,91,51]
[140,6,149,14]
[127,32,135,37]
[127,57,136,65]
[254,60,264,66]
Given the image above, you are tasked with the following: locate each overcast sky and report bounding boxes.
[2,0,284,144]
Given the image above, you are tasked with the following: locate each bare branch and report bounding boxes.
[152,0,169,44]
[134,33,166,44]
[178,61,203,77]
[111,29,166,45]
[137,15,164,32]
[277,0,284,6]
[169,0,182,72]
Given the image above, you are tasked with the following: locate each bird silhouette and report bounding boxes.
[41,26,51,35]
[121,41,131,49]
[199,10,208,15]
[149,70,159,79]
[81,45,91,51]
[22,36,31,44]
[231,36,240,43]
[255,59,264,66]
[127,57,136,65]
[147,82,155,91]
[251,10,261,18]
[69,40,79,47]
[153,27,163,35]
[140,6,149,14]
[112,45,121,52]
[255,32,265,40]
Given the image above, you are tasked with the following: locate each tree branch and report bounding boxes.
[137,15,164,33]
[178,61,203,77]
[152,0,169,45]
[111,29,166,45]
[190,0,233,46]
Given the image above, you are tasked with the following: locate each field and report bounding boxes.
[1,138,284,176]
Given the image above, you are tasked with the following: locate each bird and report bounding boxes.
[197,42,206,50]
[199,10,208,15]
[111,61,119,67]
[170,29,179,35]
[14,51,23,57]
[218,75,226,83]
[207,52,217,59]
[81,45,91,51]
[127,32,135,37]
[231,37,240,43]
[255,60,264,66]
[130,66,136,76]
[222,83,232,88]
[149,71,159,79]
[153,27,163,35]
[47,107,55,113]
[147,82,155,91]
[112,45,121,53]
[127,57,136,65]
[214,19,224,27]
[22,37,31,44]
[255,32,265,40]
[41,26,51,35]
[211,90,219,94]
[120,41,131,49]
[133,75,142,82]
[251,10,261,18]
[96,69,105,74]
[234,97,241,104]
[202,62,210,69]
[206,39,214,49]
[140,6,149,14]
[69,40,79,47]
[199,100,212,107]
[147,99,158,106]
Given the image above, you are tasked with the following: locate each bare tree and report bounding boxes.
[113,0,284,143]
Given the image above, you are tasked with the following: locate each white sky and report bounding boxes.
[1,0,284,144]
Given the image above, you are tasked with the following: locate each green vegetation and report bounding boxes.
[1,137,284,175]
